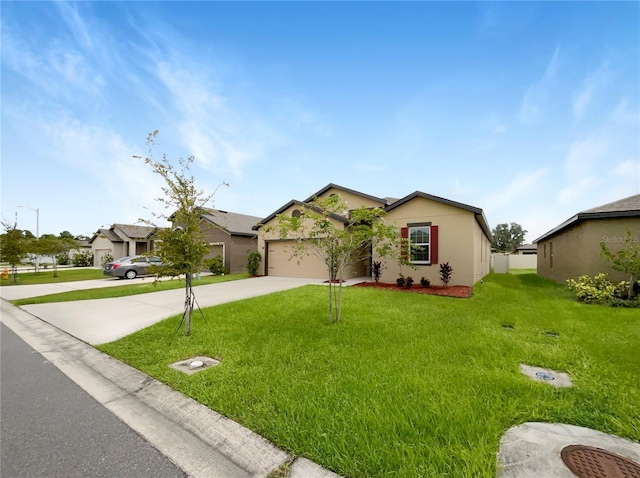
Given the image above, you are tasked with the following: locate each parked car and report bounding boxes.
[103,255,162,279]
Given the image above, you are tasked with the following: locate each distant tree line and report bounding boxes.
[0,217,91,281]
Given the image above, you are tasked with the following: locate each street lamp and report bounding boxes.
[18,205,40,273]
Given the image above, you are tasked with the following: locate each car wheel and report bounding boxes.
[125,270,137,279]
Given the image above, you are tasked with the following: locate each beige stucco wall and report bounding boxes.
[536,218,640,283]
[257,194,491,286]
[315,187,385,210]
[257,203,347,278]
[380,197,490,287]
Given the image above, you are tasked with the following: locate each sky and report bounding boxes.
[2,1,639,243]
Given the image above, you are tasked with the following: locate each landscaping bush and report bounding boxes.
[372,261,382,282]
[101,252,114,268]
[208,255,226,275]
[56,252,70,265]
[72,251,94,267]
[566,273,630,305]
[246,251,261,276]
[440,262,453,286]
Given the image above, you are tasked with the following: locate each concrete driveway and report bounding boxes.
[1,276,324,345]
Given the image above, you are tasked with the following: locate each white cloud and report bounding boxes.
[564,137,608,177]
[572,61,610,119]
[483,167,553,214]
[519,46,561,123]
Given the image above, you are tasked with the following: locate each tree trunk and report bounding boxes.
[185,272,192,336]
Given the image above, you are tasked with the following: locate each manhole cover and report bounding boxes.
[561,444,640,478]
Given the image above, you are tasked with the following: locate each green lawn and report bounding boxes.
[11,273,250,306]
[1,268,105,285]
[98,273,640,477]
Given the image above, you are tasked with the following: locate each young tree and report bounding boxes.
[0,216,28,282]
[269,193,399,323]
[135,131,228,336]
[34,234,76,277]
[600,228,640,298]
[491,222,527,253]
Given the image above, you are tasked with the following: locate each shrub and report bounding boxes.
[404,276,414,288]
[247,250,261,276]
[72,251,94,267]
[566,273,630,305]
[101,252,114,268]
[372,261,382,282]
[420,277,430,288]
[56,252,70,265]
[440,262,453,286]
[208,255,226,275]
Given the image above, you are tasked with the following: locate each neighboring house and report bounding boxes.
[514,243,537,255]
[254,184,492,287]
[89,224,158,267]
[534,194,640,283]
[195,208,261,274]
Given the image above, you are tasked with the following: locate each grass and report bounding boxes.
[98,273,639,477]
[11,273,250,306]
[1,268,105,285]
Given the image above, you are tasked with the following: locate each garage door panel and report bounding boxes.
[267,241,327,279]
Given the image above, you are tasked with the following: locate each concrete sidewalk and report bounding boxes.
[1,290,341,478]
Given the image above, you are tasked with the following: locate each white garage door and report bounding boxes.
[266,241,327,279]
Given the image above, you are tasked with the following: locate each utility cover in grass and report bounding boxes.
[520,364,573,387]
[169,356,220,375]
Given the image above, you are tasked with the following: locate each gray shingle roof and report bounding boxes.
[112,224,157,240]
[534,194,640,243]
[200,209,261,236]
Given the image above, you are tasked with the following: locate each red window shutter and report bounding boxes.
[401,227,409,260]
[431,225,438,264]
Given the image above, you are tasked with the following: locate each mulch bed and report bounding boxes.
[352,281,472,298]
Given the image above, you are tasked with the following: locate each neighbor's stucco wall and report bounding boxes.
[380,197,487,287]
[200,220,257,274]
[536,218,640,283]
[90,235,125,266]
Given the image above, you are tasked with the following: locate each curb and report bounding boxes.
[1,299,341,478]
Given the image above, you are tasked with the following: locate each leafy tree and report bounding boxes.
[135,130,228,336]
[1,216,28,282]
[34,234,76,277]
[491,222,527,253]
[59,231,74,240]
[600,228,640,298]
[269,193,399,323]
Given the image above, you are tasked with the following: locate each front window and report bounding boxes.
[409,226,430,264]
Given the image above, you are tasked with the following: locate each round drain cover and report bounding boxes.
[561,445,640,478]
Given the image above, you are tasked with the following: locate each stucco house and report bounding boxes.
[195,208,261,274]
[534,194,640,283]
[514,243,537,255]
[89,224,158,267]
[254,184,492,287]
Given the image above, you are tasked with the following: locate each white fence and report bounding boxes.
[491,254,537,273]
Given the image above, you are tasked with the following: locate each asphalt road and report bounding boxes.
[0,323,186,478]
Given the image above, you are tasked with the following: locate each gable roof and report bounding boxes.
[89,224,157,244]
[112,224,157,240]
[200,208,261,237]
[386,191,492,239]
[252,200,350,231]
[304,183,391,206]
[534,194,640,243]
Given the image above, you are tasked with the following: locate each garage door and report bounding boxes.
[266,241,327,279]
